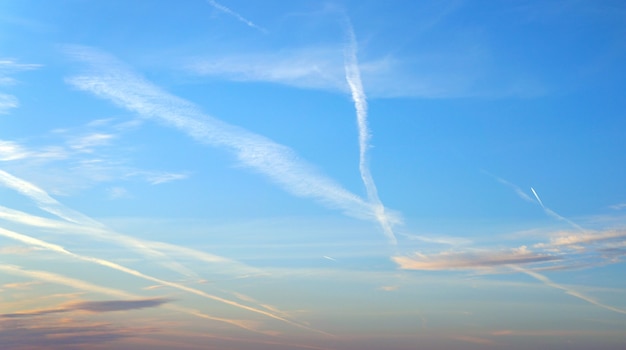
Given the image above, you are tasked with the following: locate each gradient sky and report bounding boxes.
[1,1,626,349]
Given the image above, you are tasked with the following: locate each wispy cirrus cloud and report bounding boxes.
[66,46,398,228]
[0,319,137,350]
[188,46,349,93]
[0,140,33,161]
[0,59,40,114]
[185,42,544,99]
[535,229,626,249]
[0,169,102,226]
[0,94,18,114]
[1,118,188,194]
[609,203,626,211]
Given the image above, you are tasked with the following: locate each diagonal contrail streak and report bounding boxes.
[0,203,261,279]
[0,264,268,334]
[343,22,397,244]
[509,265,626,315]
[0,226,330,335]
[0,169,102,227]
[207,0,267,33]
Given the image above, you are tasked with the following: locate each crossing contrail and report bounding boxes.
[343,21,397,244]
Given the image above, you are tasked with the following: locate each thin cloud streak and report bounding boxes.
[481,170,534,203]
[0,226,329,336]
[486,171,587,233]
[66,46,396,228]
[0,297,172,318]
[0,59,41,113]
[0,169,101,227]
[530,187,544,208]
[206,0,267,33]
[510,265,626,315]
[0,264,265,333]
[0,169,262,278]
[0,204,263,278]
[343,22,397,244]
[393,246,558,271]
[529,186,587,233]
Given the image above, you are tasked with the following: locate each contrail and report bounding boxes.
[530,187,544,208]
[510,265,626,315]
[65,46,393,228]
[529,186,586,233]
[0,264,265,333]
[0,226,330,335]
[207,0,267,33]
[485,171,585,232]
[0,169,102,227]
[0,203,260,279]
[481,170,535,203]
[343,22,397,244]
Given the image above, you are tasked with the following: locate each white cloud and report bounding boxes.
[68,133,115,152]
[0,140,30,161]
[185,42,544,99]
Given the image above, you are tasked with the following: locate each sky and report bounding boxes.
[1,0,626,349]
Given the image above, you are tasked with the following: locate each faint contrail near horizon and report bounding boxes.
[510,265,626,315]
[343,21,397,244]
[207,0,267,33]
[0,202,261,279]
[0,226,329,335]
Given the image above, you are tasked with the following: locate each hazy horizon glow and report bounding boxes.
[1,1,625,349]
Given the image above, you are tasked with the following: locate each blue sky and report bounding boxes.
[1,0,626,349]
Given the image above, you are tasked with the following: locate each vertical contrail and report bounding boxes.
[343,21,397,244]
